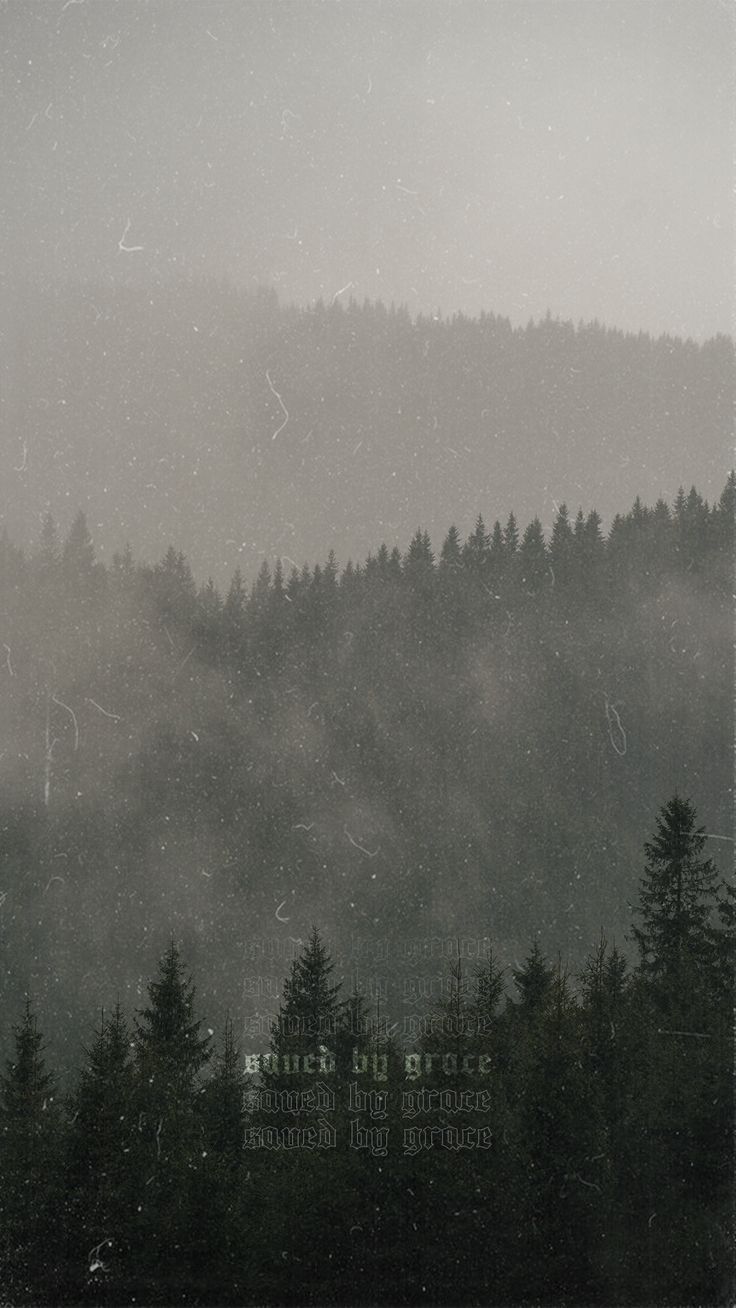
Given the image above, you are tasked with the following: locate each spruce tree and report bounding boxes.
[518,517,548,593]
[0,1001,62,1302]
[194,1017,250,1302]
[263,926,341,1097]
[130,942,212,1299]
[512,938,554,1018]
[62,509,96,580]
[515,962,605,1303]
[462,514,490,571]
[620,799,732,1304]
[202,1016,246,1160]
[632,795,721,1014]
[135,941,210,1080]
[64,1003,135,1301]
[439,523,463,570]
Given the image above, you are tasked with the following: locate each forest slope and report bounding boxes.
[0,276,732,581]
[0,480,731,1070]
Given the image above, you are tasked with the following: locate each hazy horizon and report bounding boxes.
[2,0,733,342]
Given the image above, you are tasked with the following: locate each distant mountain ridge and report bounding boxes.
[0,275,732,582]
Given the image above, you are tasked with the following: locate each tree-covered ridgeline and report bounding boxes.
[0,796,732,1305]
[1,277,732,580]
[0,477,732,1073]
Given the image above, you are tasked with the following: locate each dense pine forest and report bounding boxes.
[0,477,732,1065]
[0,793,733,1305]
[0,476,732,1304]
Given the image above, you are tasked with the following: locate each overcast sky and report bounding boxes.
[1,0,733,340]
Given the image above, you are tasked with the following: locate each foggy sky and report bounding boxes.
[2,0,733,342]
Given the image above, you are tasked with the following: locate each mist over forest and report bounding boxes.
[1,0,734,1301]
[0,276,732,583]
[0,474,731,1076]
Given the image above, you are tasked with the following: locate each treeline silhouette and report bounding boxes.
[2,275,732,578]
[1,797,732,1305]
[0,478,732,1075]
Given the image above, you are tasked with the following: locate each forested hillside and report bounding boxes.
[0,276,732,579]
[0,477,731,1071]
[1,796,733,1305]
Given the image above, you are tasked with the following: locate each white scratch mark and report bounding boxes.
[603,694,627,756]
[14,442,28,473]
[52,694,79,751]
[331,770,346,787]
[205,28,219,40]
[118,219,144,253]
[265,370,290,439]
[275,899,290,923]
[173,647,195,677]
[332,280,354,304]
[3,644,14,677]
[88,1238,113,1275]
[293,822,314,831]
[345,828,379,858]
[44,876,66,894]
[44,707,58,807]
[85,698,121,722]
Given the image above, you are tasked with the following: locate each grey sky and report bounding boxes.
[2,0,733,340]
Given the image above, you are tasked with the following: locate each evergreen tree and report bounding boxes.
[0,1001,62,1302]
[129,942,212,1300]
[38,512,60,571]
[714,470,735,548]
[193,1017,251,1302]
[631,795,721,1014]
[549,502,573,584]
[462,514,490,571]
[223,566,247,659]
[263,927,341,1093]
[151,546,197,629]
[253,931,348,1298]
[439,523,462,570]
[514,962,605,1303]
[62,509,96,578]
[133,940,212,1132]
[512,938,554,1017]
[621,801,732,1304]
[579,933,629,1130]
[202,1016,246,1160]
[64,1003,135,1301]
[403,527,435,578]
[518,517,548,593]
[489,519,505,561]
[503,511,519,556]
